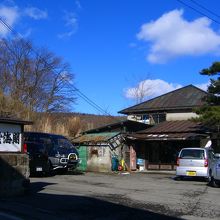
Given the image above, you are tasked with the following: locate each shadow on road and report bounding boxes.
[173,176,208,182]
[30,181,57,193]
[30,169,85,178]
[0,181,181,220]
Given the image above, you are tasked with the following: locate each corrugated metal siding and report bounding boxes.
[72,132,120,144]
[77,146,87,171]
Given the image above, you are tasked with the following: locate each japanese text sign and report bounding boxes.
[0,123,22,152]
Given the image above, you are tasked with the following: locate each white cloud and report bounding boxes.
[125,79,209,101]
[137,9,220,63]
[0,5,19,36]
[195,82,209,91]
[0,4,48,38]
[24,7,47,20]
[58,12,78,39]
[125,79,182,100]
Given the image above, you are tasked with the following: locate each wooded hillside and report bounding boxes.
[25,112,125,137]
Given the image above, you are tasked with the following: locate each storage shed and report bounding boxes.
[73,132,124,172]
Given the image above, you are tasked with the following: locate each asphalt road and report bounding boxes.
[0,171,220,220]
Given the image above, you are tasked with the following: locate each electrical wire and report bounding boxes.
[0,16,122,121]
[176,0,220,25]
[67,84,117,117]
[189,0,220,19]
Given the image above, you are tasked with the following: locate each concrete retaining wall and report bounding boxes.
[0,153,30,197]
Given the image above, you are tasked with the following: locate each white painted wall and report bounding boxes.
[166,112,199,121]
[127,112,199,123]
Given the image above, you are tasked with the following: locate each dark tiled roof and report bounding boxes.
[137,120,203,134]
[127,120,207,141]
[119,85,207,114]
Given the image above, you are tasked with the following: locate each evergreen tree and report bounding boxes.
[196,62,220,129]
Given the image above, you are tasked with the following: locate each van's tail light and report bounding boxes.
[23,143,27,153]
[204,159,208,167]
[176,157,180,166]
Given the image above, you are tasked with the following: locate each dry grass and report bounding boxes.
[25,113,125,138]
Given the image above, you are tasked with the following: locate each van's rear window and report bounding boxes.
[180,149,205,159]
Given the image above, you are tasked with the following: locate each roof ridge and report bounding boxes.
[118,84,207,114]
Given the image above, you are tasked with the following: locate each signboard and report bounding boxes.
[0,123,22,152]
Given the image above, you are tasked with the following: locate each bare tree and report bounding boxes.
[0,38,76,116]
[125,74,153,104]
[132,80,153,104]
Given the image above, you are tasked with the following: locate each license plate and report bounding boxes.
[186,171,196,176]
[36,167,42,172]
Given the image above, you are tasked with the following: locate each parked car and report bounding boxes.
[25,141,51,176]
[24,132,79,174]
[176,147,214,180]
[209,154,220,187]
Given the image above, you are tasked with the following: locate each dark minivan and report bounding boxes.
[25,141,51,175]
[24,132,79,175]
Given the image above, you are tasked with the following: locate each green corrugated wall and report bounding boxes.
[77,146,87,171]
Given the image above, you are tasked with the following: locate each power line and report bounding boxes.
[67,84,116,117]
[189,0,220,19]
[0,16,22,38]
[71,88,124,122]
[176,0,220,25]
[0,16,121,121]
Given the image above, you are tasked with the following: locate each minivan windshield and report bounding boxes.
[180,149,205,159]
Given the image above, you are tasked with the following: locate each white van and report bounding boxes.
[176,147,214,180]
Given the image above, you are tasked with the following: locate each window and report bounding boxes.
[180,149,205,159]
[57,138,73,148]
[151,113,166,124]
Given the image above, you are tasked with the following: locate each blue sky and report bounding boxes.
[0,0,220,115]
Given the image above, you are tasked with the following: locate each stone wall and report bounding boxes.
[0,153,30,197]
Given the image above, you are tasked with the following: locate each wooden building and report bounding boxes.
[118,85,211,171]
[72,120,150,172]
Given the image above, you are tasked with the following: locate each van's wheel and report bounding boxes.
[45,160,53,176]
[58,168,68,175]
[210,176,220,188]
[62,167,68,174]
[207,170,212,183]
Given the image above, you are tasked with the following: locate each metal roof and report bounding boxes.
[137,120,203,134]
[118,85,207,114]
[0,117,33,125]
[127,120,208,141]
[83,120,150,134]
[72,132,121,144]
[128,132,207,141]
